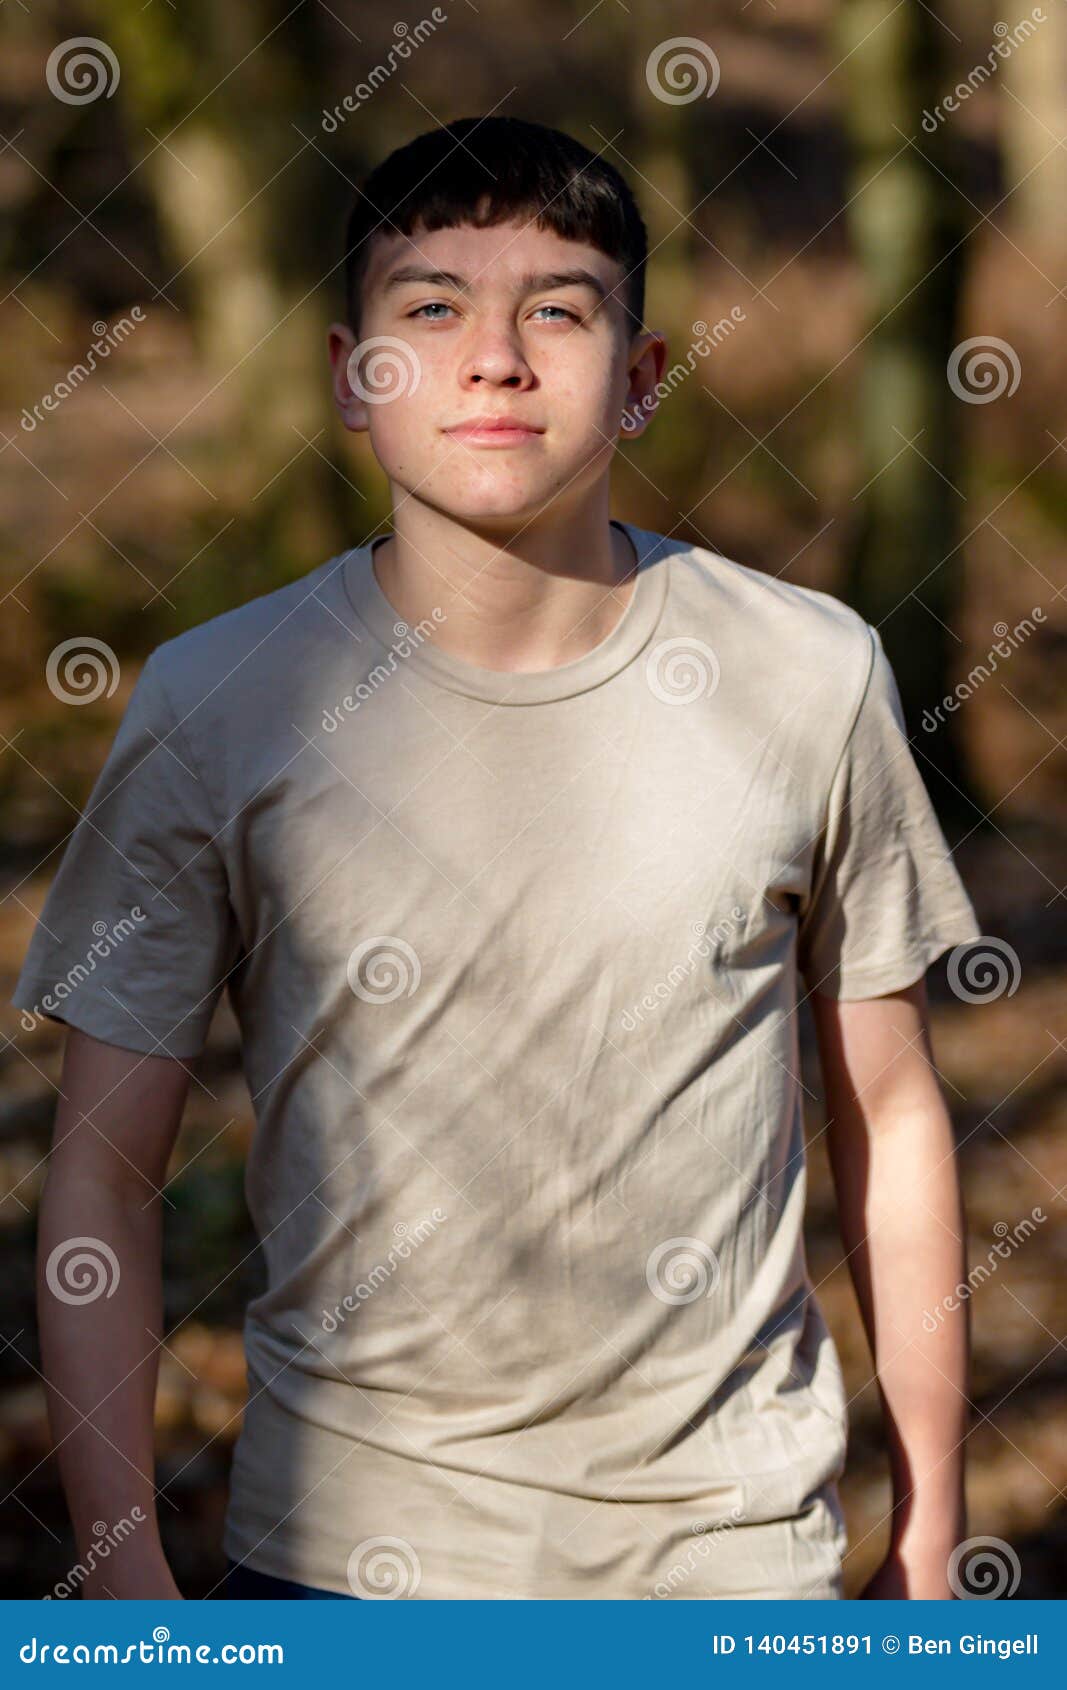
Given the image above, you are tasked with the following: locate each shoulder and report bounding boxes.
[142,552,346,724]
[649,527,870,654]
[643,527,878,721]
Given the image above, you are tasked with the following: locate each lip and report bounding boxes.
[444,417,544,445]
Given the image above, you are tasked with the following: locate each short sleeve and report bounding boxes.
[796,622,982,1000]
[10,653,243,1057]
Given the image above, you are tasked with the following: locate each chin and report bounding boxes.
[419,480,557,527]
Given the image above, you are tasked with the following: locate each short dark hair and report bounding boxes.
[343,115,647,338]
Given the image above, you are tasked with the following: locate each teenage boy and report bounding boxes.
[13,115,982,1601]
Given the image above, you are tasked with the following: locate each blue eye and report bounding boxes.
[407,301,579,323]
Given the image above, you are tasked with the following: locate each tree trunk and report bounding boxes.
[93,0,347,568]
[836,0,977,820]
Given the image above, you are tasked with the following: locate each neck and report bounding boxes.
[371,493,638,674]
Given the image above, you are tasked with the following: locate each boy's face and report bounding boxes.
[328,217,664,532]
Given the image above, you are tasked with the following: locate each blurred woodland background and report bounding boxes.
[1,0,1065,1599]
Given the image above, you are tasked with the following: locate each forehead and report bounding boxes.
[363,217,623,297]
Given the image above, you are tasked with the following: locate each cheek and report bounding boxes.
[545,349,624,429]
[364,383,436,468]
[362,341,624,469]
[364,343,458,456]
[554,384,626,461]
[364,409,407,473]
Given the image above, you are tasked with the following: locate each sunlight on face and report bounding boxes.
[349,218,638,528]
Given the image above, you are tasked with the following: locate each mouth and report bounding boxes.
[443,417,545,447]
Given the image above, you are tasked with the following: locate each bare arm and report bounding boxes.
[36,1026,192,1599]
[811,978,969,1599]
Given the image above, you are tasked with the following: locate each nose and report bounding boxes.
[458,318,534,389]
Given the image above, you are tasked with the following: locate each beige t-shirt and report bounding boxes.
[11,521,982,1599]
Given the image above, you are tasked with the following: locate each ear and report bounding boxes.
[327,322,371,434]
[620,328,668,440]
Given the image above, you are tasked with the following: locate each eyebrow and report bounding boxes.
[381,264,610,303]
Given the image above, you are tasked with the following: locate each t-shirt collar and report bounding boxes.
[336,520,670,705]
